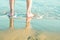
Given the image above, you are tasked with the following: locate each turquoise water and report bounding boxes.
[0,0,60,33]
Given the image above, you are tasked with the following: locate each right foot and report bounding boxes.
[27,13,34,22]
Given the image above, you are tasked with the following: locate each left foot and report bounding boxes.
[8,14,17,18]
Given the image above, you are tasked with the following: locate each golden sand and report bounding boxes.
[0,29,60,40]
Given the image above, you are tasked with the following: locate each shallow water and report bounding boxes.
[0,0,60,36]
[0,0,60,31]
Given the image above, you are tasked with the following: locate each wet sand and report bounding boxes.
[0,28,60,40]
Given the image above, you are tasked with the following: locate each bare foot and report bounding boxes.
[26,13,34,22]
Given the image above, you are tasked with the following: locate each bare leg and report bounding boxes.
[26,0,32,14]
[26,0,33,28]
[10,0,14,16]
[9,0,15,29]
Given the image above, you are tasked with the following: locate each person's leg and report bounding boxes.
[26,0,34,23]
[26,0,32,14]
[10,0,15,16]
[9,0,15,29]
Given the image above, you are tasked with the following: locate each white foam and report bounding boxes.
[36,15,44,19]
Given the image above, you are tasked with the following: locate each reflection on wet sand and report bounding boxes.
[4,16,59,40]
[9,18,14,30]
[0,24,60,40]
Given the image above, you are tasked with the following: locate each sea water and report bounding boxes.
[0,0,60,33]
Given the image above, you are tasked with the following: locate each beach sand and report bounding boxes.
[0,28,60,40]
